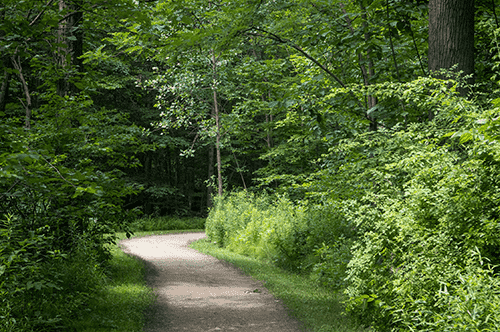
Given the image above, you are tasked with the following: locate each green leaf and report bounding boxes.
[459,132,473,144]
[181,15,192,25]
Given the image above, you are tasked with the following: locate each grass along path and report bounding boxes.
[71,228,366,331]
[69,229,203,331]
[190,238,370,332]
[69,236,153,331]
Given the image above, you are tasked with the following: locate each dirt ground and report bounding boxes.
[119,232,306,332]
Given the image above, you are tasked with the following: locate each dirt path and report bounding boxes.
[119,232,305,332]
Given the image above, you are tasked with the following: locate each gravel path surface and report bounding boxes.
[119,232,305,332]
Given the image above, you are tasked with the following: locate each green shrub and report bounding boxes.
[0,214,113,331]
[205,84,500,332]
[206,191,275,249]
[205,191,357,281]
[383,250,500,332]
[0,214,64,330]
[431,259,500,332]
[341,138,500,329]
[128,215,206,231]
[332,90,500,331]
[311,236,353,290]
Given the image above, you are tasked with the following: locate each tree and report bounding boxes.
[56,0,84,96]
[428,0,475,95]
[0,1,154,328]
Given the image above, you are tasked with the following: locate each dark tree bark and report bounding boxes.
[0,64,11,114]
[11,56,32,129]
[428,0,475,96]
[0,9,11,114]
[57,0,84,96]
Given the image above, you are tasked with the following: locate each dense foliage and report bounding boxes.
[2,0,500,330]
[206,79,500,331]
[0,1,148,329]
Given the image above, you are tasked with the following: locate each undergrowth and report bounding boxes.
[67,233,156,332]
[126,216,206,232]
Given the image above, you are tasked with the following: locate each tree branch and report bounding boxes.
[491,0,500,29]
[10,56,32,129]
[29,0,56,26]
[339,2,369,88]
[245,28,364,110]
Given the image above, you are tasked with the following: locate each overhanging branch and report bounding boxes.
[244,27,364,110]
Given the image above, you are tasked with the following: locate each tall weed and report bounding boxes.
[205,191,357,286]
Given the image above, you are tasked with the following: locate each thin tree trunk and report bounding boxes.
[214,90,223,197]
[207,145,215,208]
[11,56,31,129]
[57,0,83,96]
[212,51,223,197]
[340,1,378,130]
[360,1,377,131]
[232,151,247,190]
[0,65,11,114]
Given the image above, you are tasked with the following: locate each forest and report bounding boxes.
[1,0,500,331]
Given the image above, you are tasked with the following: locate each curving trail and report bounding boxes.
[119,232,305,332]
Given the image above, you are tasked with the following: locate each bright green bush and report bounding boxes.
[207,78,500,332]
[311,236,353,290]
[340,132,500,329]
[431,259,500,332]
[319,84,500,331]
[206,192,273,249]
[0,214,65,330]
[386,251,500,332]
[205,191,357,284]
[207,191,283,259]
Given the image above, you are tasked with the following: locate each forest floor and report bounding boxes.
[119,232,306,332]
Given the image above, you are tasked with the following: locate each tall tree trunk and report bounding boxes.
[360,1,377,131]
[428,0,475,98]
[0,64,11,114]
[212,51,223,197]
[213,89,223,197]
[57,0,83,96]
[11,56,32,129]
[207,145,215,208]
